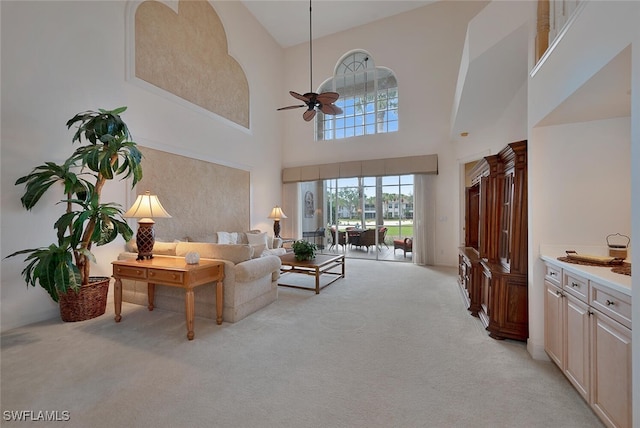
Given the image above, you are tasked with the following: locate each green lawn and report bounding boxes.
[382,225,413,241]
[335,221,413,243]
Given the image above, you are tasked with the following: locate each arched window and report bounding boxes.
[317,51,398,141]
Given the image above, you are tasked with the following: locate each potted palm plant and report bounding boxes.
[7,107,143,321]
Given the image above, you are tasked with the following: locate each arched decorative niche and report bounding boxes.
[125,0,250,129]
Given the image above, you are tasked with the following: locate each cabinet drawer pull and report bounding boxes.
[550,271,557,276]
[571,282,580,287]
[606,299,615,306]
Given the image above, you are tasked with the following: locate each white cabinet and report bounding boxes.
[543,264,563,367]
[590,297,632,428]
[544,280,564,367]
[543,261,632,428]
[564,291,590,401]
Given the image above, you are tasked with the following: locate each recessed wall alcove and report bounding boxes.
[126,0,250,128]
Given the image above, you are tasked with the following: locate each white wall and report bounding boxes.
[530,118,631,247]
[280,1,488,266]
[526,1,639,391]
[0,1,284,331]
[527,118,632,358]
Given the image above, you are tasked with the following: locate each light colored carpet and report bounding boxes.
[1,259,602,428]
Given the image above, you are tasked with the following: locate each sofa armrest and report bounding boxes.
[263,248,286,257]
[234,255,282,283]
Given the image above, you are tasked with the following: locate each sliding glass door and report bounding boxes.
[323,175,413,261]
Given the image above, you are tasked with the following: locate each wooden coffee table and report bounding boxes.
[278,253,345,294]
[112,256,224,340]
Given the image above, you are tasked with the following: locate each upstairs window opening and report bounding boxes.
[317,51,398,141]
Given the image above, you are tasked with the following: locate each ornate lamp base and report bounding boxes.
[136,220,155,260]
[273,220,281,238]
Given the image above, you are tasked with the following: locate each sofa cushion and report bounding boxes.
[175,242,253,264]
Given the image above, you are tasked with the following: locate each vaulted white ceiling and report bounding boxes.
[242,0,631,138]
[241,0,435,48]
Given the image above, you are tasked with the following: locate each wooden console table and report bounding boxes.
[112,256,225,340]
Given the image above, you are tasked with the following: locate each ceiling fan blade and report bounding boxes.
[280,1,328,124]
[316,92,339,104]
[277,104,306,111]
[290,91,311,102]
[320,103,342,115]
[303,109,316,122]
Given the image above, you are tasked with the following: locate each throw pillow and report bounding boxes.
[217,231,238,244]
[246,231,268,247]
[250,244,267,258]
[247,230,275,249]
[152,241,178,255]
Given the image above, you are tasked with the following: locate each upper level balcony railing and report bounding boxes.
[535,0,584,65]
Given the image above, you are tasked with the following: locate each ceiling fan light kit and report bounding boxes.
[277,0,342,122]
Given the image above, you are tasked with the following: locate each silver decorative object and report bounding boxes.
[185,251,200,264]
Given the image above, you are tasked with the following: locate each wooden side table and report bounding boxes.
[112,256,225,340]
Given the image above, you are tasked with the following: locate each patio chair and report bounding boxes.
[329,226,346,250]
[393,237,413,258]
[353,229,376,251]
[377,227,389,250]
[346,227,361,248]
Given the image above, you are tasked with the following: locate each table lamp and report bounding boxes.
[268,205,287,238]
[124,191,172,260]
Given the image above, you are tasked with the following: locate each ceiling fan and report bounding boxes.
[277,0,343,122]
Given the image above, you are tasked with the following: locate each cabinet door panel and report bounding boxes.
[564,293,590,401]
[499,171,513,269]
[479,267,491,329]
[544,281,564,367]
[465,186,479,249]
[591,311,632,428]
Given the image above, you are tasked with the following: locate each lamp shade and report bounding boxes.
[123,191,172,221]
[268,206,287,221]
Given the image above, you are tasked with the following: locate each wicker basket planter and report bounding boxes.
[58,277,110,322]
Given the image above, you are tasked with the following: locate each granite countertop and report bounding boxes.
[540,244,631,296]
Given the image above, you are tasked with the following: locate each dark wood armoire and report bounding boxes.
[458,140,528,341]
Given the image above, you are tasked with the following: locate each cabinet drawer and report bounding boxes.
[148,269,184,285]
[563,271,589,302]
[590,281,632,329]
[544,263,561,286]
[114,265,147,280]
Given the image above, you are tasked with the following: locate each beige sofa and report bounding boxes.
[119,231,285,323]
